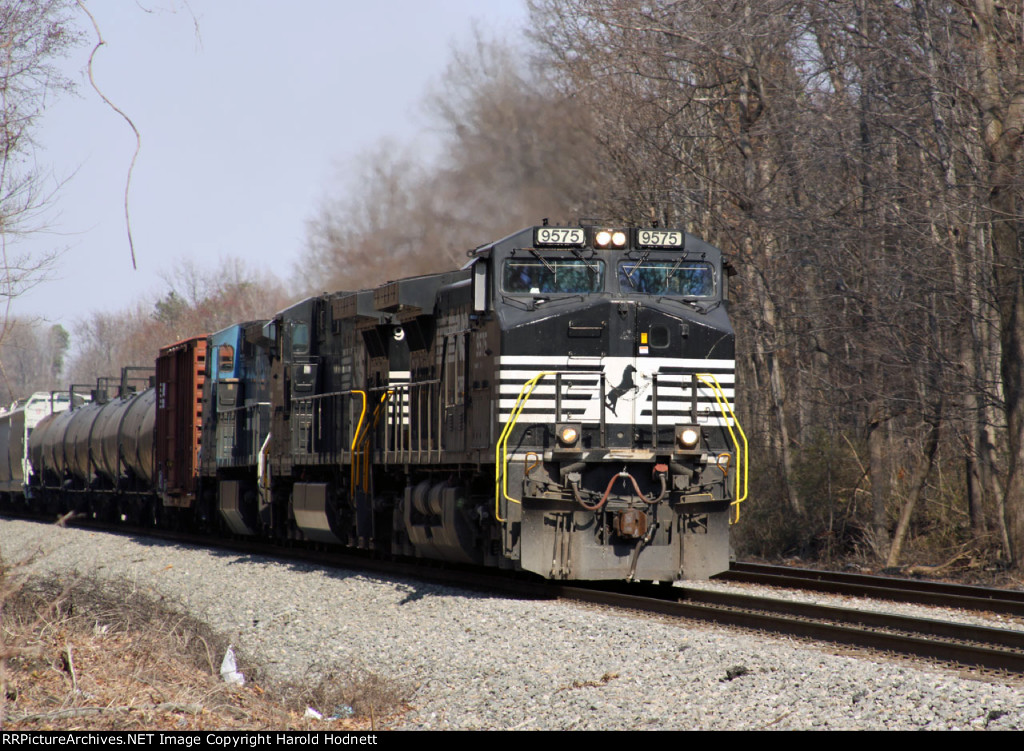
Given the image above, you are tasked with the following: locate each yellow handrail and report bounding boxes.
[350,390,392,499]
[696,373,747,523]
[494,372,555,522]
[364,392,392,486]
[349,390,368,453]
[349,390,367,503]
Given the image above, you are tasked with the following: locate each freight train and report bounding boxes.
[0,224,746,581]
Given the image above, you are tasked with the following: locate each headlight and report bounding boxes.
[594,229,628,249]
[676,425,701,449]
[556,423,582,449]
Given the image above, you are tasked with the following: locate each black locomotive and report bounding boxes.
[1,224,745,581]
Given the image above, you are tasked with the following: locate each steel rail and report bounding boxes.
[554,582,1024,674]
[721,562,1024,616]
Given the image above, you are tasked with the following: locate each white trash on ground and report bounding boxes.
[220,644,245,685]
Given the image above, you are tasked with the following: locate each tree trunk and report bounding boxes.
[970,0,1024,565]
[867,404,891,562]
[887,408,942,568]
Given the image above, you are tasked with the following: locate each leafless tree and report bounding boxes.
[68,258,290,387]
[0,317,67,404]
[964,0,1024,565]
[0,1,80,345]
[296,33,599,295]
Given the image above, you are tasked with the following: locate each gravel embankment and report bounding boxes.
[2,518,1023,730]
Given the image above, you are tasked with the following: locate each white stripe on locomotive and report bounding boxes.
[497,355,736,426]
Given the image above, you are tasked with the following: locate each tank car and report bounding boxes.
[24,347,204,525]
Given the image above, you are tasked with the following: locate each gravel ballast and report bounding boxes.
[2,518,1023,730]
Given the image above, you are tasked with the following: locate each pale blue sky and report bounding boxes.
[15,0,528,329]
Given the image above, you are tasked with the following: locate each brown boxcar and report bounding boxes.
[156,336,208,508]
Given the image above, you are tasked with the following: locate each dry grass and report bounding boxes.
[279,666,414,728]
[0,575,412,731]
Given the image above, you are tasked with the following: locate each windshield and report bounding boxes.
[618,260,715,297]
[503,258,604,294]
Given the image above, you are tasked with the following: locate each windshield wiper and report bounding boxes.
[625,250,652,283]
[664,257,684,280]
[570,247,599,274]
[529,249,555,273]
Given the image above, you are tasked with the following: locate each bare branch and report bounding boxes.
[75,0,141,270]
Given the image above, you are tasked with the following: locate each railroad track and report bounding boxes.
[720,561,1024,617]
[352,559,1024,676]
[562,581,1024,675]
[8,512,1024,676]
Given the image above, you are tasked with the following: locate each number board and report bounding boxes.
[535,227,585,247]
[637,229,684,248]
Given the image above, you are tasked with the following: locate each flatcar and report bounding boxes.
[6,224,746,581]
